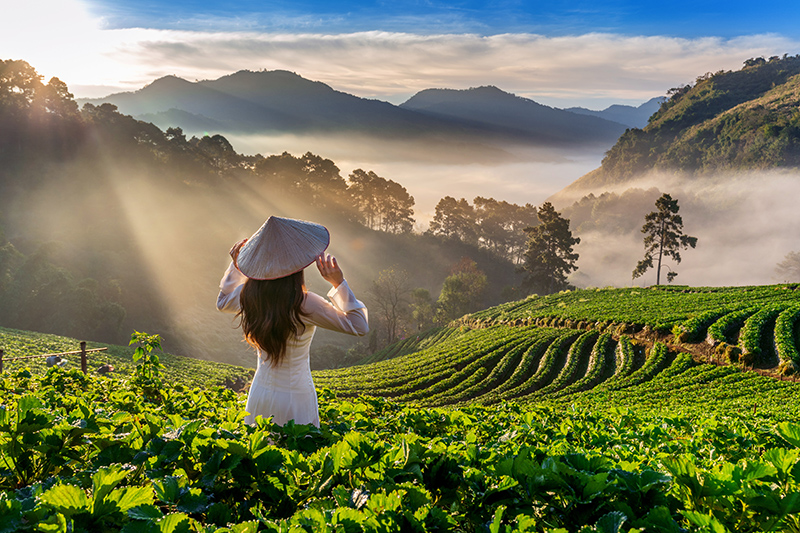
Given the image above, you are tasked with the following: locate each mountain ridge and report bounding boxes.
[78,70,631,156]
[564,97,665,129]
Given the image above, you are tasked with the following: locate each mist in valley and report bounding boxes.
[558,170,800,289]
[224,132,607,221]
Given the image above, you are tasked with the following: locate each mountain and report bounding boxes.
[399,86,627,147]
[556,55,800,197]
[79,71,627,155]
[564,97,665,129]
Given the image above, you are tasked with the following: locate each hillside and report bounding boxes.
[316,284,800,407]
[560,54,800,194]
[0,60,526,367]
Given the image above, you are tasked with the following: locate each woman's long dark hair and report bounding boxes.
[237,270,308,366]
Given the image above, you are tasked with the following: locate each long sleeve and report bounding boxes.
[303,280,369,336]
[216,261,247,313]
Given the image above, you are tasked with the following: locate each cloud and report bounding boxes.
[5,0,800,108]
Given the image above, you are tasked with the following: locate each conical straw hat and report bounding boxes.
[235,216,330,280]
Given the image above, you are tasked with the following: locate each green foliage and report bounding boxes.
[435,258,488,323]
[583,54,800,186]
[347,168,415,233]
[520,202,580,295]
[1,358,800,532]
[130,331,166,398]
[426,196,537,264]
[632,193,697,285]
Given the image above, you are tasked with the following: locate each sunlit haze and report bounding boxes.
[5,0,800,364]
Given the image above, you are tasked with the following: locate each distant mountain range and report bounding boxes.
[555,54,800,199]
[78,70,635,158]
[564,97,665,129]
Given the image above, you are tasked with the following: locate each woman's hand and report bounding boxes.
[316,253,345,288]
[229,239,247,264]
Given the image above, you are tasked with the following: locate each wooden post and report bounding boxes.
[80,342,87,374]
[0,349,3,374]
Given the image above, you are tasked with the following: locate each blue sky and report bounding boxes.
[89,0,800,38]
[5,0,800,108]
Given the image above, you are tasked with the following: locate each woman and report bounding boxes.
[216,216,368,427]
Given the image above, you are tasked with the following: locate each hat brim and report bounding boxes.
[234,216,331,280]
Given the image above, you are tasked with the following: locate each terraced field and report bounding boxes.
[315,284,800,414]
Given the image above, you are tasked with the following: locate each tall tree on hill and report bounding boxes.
[632,193,697,285]
[520,202,580,295]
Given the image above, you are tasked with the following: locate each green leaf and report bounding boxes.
[764,448,800,476]
[0,495,23,533]
[489,505,506,533]
[682,511,729,533]
[595,511,627,533]
[230,521,260,533]
[17,395,43,418]
[216,439,249,457]
[92,465,130,508]
[40,484,89,518]
[153,477,181,504]
[109,486,155,513]
[175,489,207,514]
[34,513,68,533]
[777,422,800,448]
[157,512,193,533]
[128,504,163,521]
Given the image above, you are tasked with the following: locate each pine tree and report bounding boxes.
[520,202,580,294]
[632,193,697,285]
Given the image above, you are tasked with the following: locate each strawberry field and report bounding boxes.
[2,284,800,531]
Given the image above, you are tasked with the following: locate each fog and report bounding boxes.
[225,132,607,223]
[558,171,800,289]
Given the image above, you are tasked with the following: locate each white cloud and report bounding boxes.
[3,0,799,108]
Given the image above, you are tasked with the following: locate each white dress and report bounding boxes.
[216,262,369,426]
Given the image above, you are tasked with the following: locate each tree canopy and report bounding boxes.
[519,202,580,295]
[632,193,697,285]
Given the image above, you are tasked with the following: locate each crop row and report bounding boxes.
[774,305,800,370]
[528,330,599,398]
[466,285,800,335]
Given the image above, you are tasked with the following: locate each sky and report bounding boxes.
[4,0,800,109]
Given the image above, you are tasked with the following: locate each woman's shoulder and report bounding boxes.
[302,291,328,313]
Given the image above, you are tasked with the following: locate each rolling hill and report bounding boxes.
[559,54,800,195]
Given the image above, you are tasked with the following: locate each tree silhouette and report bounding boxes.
[369,268,411,344]
[520,202,580,295]
[426,196,477,244]
[348,169,414,233]
[775,251,800,282]
[632,193,697,285]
